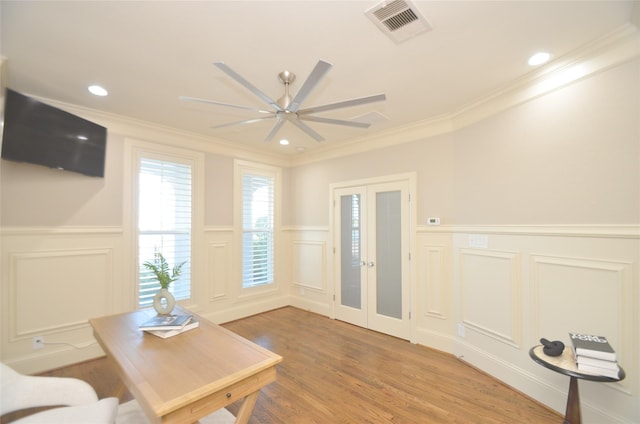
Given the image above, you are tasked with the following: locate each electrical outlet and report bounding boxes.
[33,336,44,350]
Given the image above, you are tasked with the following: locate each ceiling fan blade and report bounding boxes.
[290,119,325,142]
[213,62,283,112]
[287,60,333,113]
[212,115,275,129]
[264,120,286,143]
[298,115,370,128]
[298,93,386,115]
[179,96,273,114]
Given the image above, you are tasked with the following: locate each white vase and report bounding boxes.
[153,288,175,315]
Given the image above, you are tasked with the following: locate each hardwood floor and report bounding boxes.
[4,307,562,423]
[223,307,560,424]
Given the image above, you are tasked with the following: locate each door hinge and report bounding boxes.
[333,294,336,301]
[409,311,412,319]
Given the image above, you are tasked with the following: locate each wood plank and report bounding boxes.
[222,307,562,424]
[5,307,562,424]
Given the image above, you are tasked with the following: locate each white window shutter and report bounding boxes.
[138,158,192,306]
[242,173,274,288]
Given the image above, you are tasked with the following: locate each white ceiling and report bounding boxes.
[1,1,637,156]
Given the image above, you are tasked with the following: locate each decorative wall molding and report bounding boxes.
[34,97,291,168]
[531,254,634,394]
[0,226,123,236]
[292,240,326,291]
[282,226,330,233]
[418,224,640,239]
[420,244,447,320]
[207,241,232,301]
[459,248,522,348]
[203,225,234,233]
[8,248,114,340]
[293,26,640,166]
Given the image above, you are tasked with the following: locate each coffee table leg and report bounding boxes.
[234,391,259,424]
[564,376,581,424]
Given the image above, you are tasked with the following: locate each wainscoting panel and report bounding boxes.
[420,244,447,319]
[412,229,455,353]
[452,227,638,424]
[286,227,332,316]
[292,240,326,291]
[207,241,232,301]
[1,227,124,374]
[460,248,522,348]
[10,248,113,338]
[532,254,633,393]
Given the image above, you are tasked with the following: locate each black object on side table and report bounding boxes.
[529,345,625,424]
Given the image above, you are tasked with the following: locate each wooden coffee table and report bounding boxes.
[90,306,282,424]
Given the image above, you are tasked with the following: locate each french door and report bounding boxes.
[333,180,411,340]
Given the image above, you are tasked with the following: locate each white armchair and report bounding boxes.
[1,362,118,423]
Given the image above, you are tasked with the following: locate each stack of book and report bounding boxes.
[139,314,199,339]
[569,333,619,378]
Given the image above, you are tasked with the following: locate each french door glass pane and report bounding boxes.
[340,194,361,309]
[375,190,402,319]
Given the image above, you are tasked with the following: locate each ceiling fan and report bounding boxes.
[180,60,386,142]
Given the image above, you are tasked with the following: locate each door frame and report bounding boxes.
[329,172,417,342]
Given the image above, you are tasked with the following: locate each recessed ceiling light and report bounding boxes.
[88,85,108,96]
[528,52,550,66]
[279,139,290,145]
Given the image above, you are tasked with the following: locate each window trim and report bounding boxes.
[234,159,282,295]
[124,138,204,310]
[137,157,192,307]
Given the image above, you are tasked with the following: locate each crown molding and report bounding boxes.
[12,24,638,170]
[292,24,640,167]
[21,96,293,168]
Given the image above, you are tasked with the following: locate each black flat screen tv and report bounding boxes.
[1,88,107,177]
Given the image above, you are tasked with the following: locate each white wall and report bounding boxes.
[1,32,638,424]
[0,111,291,373]
[288,58,639,423]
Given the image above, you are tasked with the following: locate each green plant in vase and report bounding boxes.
[143,252,186,315]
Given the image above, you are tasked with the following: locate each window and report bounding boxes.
[237,161,279,289]
[137,157,192,307]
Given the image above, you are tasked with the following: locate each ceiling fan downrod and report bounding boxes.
[277,70,295,110]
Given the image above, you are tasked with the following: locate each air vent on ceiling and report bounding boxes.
[352,111,389,125]
[365,0,432,43]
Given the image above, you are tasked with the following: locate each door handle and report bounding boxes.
[360,261,367,267]
[368,261,375,268]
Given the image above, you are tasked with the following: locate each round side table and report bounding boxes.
[529,345,624,424]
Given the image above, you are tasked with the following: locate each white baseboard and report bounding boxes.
[199,295,290,325]
[413,327,456,354]
[456,342,631,424]
[7,344,106,375]
[289,295,333,318]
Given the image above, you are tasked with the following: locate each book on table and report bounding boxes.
[576,362,620,379]
[139,314,192,331]
[575,354,619,371]
[145,320,200,339]
[568,333,617,362]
